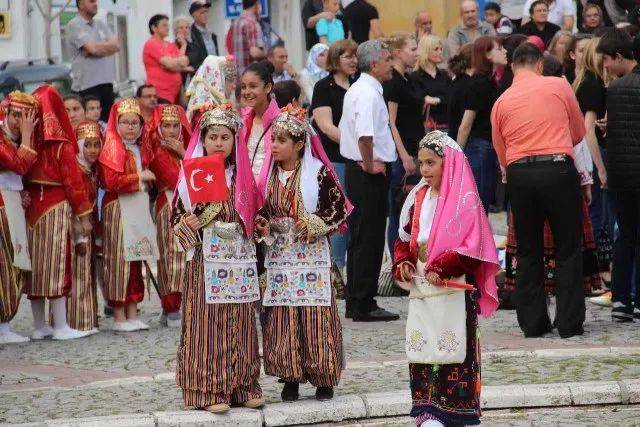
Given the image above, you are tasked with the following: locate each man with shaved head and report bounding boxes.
[414,11,432,42]
[447,0,496,56]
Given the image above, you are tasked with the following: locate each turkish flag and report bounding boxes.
[181,154,229,204]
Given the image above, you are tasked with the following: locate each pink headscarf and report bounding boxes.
[399,131,499,317]
[256,106,353,233]
[174,108,262,238]
[238,98,281,174]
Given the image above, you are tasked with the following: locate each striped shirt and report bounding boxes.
[229,10,264,74]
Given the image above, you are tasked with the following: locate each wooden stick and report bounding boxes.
[442,280,476,291]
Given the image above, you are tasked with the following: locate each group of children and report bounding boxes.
[0,55,500,426]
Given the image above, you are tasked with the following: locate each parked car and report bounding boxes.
[0,60,73,98]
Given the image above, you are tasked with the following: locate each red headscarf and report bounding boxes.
[99,99,152,173]
[32,85,77,151]
[147,104,192,152]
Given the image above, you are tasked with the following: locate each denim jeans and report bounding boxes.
[330,161,348,268]
[589,148,615,240]
[609,190,640,307]
[464,137,497,211]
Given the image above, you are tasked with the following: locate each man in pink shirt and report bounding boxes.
[143,14,193,104]
[491,43,586,339]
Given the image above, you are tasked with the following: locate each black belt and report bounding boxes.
[513,154,569,164]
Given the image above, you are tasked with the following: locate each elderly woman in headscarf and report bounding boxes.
[185,55,238,123]
[299,43,329,106]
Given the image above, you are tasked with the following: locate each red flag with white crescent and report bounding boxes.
[181,154,228,204]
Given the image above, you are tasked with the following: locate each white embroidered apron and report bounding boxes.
[118,146,159,261]
[202,221,260,304]
[262,217,332,307]
[0,188,31,270]
[405,256,467,365]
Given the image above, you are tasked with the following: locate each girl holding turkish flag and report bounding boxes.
[392,131,499,427]
[254,104,351,403]
[98,99,159,333]
[172,104,264,414]
[148,104,191,328]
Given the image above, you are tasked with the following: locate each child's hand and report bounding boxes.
[398,262,415,282]
[254,215,270,237]
[425,271,443,287]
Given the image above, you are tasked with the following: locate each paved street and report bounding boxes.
[2,290,640,424]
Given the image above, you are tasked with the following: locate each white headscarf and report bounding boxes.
[185,55,229,121]
[305,43,329,81]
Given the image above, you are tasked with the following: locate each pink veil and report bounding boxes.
[174,113,262,238]
[399,131,499,317]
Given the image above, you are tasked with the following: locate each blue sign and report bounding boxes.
[225,0,269,20]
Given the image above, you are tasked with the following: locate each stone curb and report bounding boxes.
[12,379,640,427]
[5,346,640,397]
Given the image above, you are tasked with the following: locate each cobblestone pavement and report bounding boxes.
[2,211,639,423]
[340,406,640,426]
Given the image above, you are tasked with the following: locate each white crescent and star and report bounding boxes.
[189,169,215,192]
[189,169,203,192]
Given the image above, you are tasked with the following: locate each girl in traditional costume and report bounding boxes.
[254,104,350,402]
[98,99,159,332]
[65,120,102,335]
[26,85,93,341]
[172,104,264,413]
[148,104,191,327]
[239,62,281,179]
[393,131,499,427]
[0,91,39,344]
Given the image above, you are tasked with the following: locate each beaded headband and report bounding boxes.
[272,104,310,138]
[160,105,181,123]
[76,121,102,141]
[117,98,142,118]
[200,103,242,133]
[418,131,446,157]
[5,91,38,111]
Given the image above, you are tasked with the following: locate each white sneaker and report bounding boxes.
[130,319,150,331]
[0,329,30,344]
[85,328,100,336]
[112,321,139,332]
[31,326,54,340]
[52,326,92,341]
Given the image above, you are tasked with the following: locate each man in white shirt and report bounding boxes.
[521,0,575,30]
[339,39,398,322]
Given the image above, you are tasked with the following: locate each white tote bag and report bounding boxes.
[405,275,467,365]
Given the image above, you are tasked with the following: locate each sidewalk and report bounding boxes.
[2,291,640,425]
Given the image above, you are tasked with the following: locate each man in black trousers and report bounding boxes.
[491,43,586,338]
[339,40,399,322]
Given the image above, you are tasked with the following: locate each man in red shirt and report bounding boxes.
[491,43,586,339]
[143,14,193,104]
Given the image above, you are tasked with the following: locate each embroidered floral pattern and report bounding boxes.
[125,236,155,259]
[406,329,428,352]
[437,329,460,353]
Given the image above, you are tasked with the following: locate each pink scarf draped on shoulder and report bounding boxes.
[400,140,499,317]
[255,106,354,233]
[174,114,262,238]
[238,98,280,167]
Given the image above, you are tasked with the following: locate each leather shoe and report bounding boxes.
[281,381,299,402]
[352,307,399,322]
[315,386,334,401]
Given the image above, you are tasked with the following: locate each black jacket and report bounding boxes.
[187,24,219,73]
[605,66,640,192]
